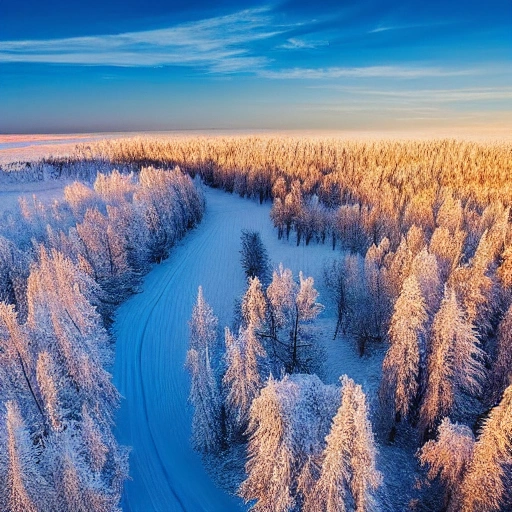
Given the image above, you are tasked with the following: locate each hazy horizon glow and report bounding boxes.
[0,0,510,133]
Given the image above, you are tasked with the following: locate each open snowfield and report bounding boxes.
[113,185,393,512]
[0,180,70,216]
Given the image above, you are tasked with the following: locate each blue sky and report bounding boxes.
[0,0,510,133]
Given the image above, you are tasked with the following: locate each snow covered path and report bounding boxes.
[113,186,384,511]
[113,187,275,511]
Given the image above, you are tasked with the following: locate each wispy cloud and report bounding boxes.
[261,66,476,79]
[368,20,455,34]
[0,8,278,72]
[278,38,329,50]
[310,86,512,102]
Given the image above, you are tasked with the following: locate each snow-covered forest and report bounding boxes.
[0,164,204,511]
[1,135,512,511]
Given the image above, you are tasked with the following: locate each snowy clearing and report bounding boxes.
[0,180,69,215]
[113,186,392,511]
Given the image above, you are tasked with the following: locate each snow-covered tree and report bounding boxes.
[380,274,428,424]
[418,418,475,510]
[186,348,222,453]
[81,405,109,474]
[409,248,442,322]
[364,238,391,342]
[27,247,118,420]
[0,303,45,423]
[490,303,512,403]
[240,231,271,285]
[239,375,294,512]
[241,277,267,329]
[429,226,465,282]
[75,207,134,305]
[188,286,218,354]
[240,374,339,512]
[266,266,323,372]
[0,401,49,512]
[186,288,222,452]
[419,287,485,435]
[323,258,347,340]
[458,384,512,512]
[309,376,381,512]
[223,327,266,438]
[48,428,116,512]
[36,351,63,432]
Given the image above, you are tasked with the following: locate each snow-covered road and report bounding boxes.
[112,186,383,511]
[113,187,274,511]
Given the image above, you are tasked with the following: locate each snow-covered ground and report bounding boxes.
[0,180,69,216]
[113,186,394,512]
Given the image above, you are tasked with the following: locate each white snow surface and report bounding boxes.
[0,181,68,215]
[112,185,391,512]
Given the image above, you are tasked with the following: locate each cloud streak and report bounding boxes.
[0,8,278,72]
[309,86,512,102]
[278,38,329,50]
[261,66,476,79]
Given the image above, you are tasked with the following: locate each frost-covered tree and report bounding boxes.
[0,303,46,423]
[36,351,63,432]
[188,286,218,354]
[267,264,297,337]
[48,428,116,512]
[419,287,485,435]
[323,258,347,340]
[240,374,339,512]
[429,227,465,282]
[186,288,222,452]
[418,418,475,510]
[186,348,222,453]
[309,376,381,512]
[27,247,118,421]
[409,248,442,322]
[223,327,266,438]
[448,262,495,338]
[239,375,294,512]
[241,277,267,329]
[240,231,271,285]
[490,303,512,403]
[81,405,109,474]
[458,384,512,512]
[0,401,49,512]
[364,238,391,342]
[267,265,323,372]
[380,275,428,425]
[0,235,29,316]
[75,207,135,306]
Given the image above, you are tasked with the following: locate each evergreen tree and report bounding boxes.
[309,376,381,512]
[418,418,475,510]
[188,286,218,354]
[458,385,512,512]
[489,303,512,404]
[380,275,428,424]
[223,327,266,438]
[419,288,485,435]
[1,401,49,512]
[239,376,295,512]
[241,277,267,329]
[186,288,222,452]
[240,231,271,285]
[186,348,222,453]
